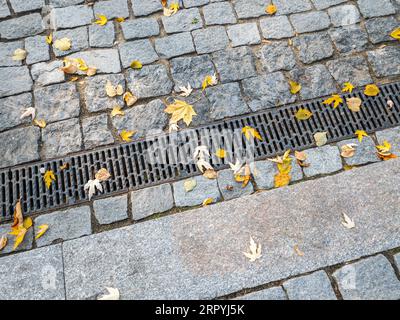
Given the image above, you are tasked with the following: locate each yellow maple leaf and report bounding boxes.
[123,92,137,107]
[23,217,32,230]
[43,170,56,189]
[202,74,217,91]
[242,126,262,141]
[342,82,354,93]
[215,148,226,159]
[364,84,380,97]
[35,224,49,240]
[95,14,108,26]
[390,27,400,40]
[323,94,343,109]
[274,172,290,188]
[355,130,368,143]
[111,106,124,117]
[45,33,53,45]
[295,108,312,120]
[33,119,46,128]
[120,130,135,142]
[289,81,301,94]
[76,58,88,71]
[265,4,277,15]
[13,227,27,250]
[376,140,392,154]
[130,60,142,69]
[164,99,197,126]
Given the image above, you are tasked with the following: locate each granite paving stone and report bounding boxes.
[233,0,267,19]
[367,46,400,78]
[82,114,114,149]
[183,0,209,7]
[0,93,32,131]
[0,126,40,168]
[192,26,229,54]
[34,206,92,247]
[329,25,369,54]
[119,40,158,68]
[333,254,400,300]
[131,184,174,220]
[273,0,313,15]
[93,195,128,225]
[9,0,44,13]
[204,82,251,120]
[0,13,44,39]
[241,73,296,112]
[155,32,195,59]
[0,66,33,98]
[0,245,65,300]
[49,5,94,30]
[259,16,295,40]
[203,2,237,25]
[311,0,346,10]
[327,4,361,27]
[227,23,261,47]
[121,18,160,40]
[236,287,287,300]
[41,118,83,158]
[337,137,380,166]
[394,253,400,270]
[34,82,80,122]
[53,27,89,57]
[357,0,395,18]
[0,41,24,67]
[365,16,399,44]
[25,36,51,65]
[170,54,215,91]
[0,222,34,256]
[49,0,84,6]
[89,23,115,48]
[162,8,203,34]
[289,65,337,100]
[173,175,221,207]
[257,41,296,73]
[302,145,342,177]
[253,158,303,190]
[83,73,125,113]
[131,0,162,16]
[112,99,168,138]
[93,0,129,19]
[212,46,257,83]
[283,271,337,300]
[0,0,10,18]
[62,159,400,299]
[290,11,331,33]
[126,65,173,99]
[217,169,254,201]
[292,32,334,64]
[375,127,400,156]
[326,56,373,87]
[68,49,121,74]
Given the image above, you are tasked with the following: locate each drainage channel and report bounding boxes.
[1,82,400,222]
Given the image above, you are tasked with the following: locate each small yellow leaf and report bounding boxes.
[116,17,125,23]
[13,227,27,250]
[323,94,343,109]
[130,60,143,69]
[76,58,88,71]
[33,119,47,128]
[95,168,111,181]
[12,48,26,61]
[265,4,277,15]
[184,178,197,192]
[390,27,400,40]
[295,108,312,120]
[314,132,328,147]
[111,106,125,118]
[274,172,290,188]
[289,81,301,94]
[342,82,354,93]
[105,80,117,97]
[45,34,53,45]
[120,130,135,142]
[202,198,214,206]
[35,224,49,240]
[364,84,380,97]
[165,99,197,126]
[355,130,368,143]
[54,38,71,51]
[202,74,217,91]
[346,97,362,112]
[23,217,33,230]
[0,236,7,251]
[44,170,56,189]
[376,140,392,154]
[294,244,305,256]
[123,92,138,107]
[215,148,226,158]
[242,126,262,141]
[95,14,108,26]
[344,165,356,171]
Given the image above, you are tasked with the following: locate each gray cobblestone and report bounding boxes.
[311,0,346,10]
[126,65,173,99]
[283,271,337,300]
[395,253,400,271]
[53,27,89,57]
[93,0,129,19]
[290,11,330,33]
[329,25,369,54]
[227,23,261,47]
[121,18,160,40]
[50,5,94,30]
[31,61,65,86]
[0,13,44,39]
[357,0,395,18]
[183,0,209,7]
[68,49,121,74]
[162,8,203,34]
[131,0,162,16]
[34,206,92,247]
[259,16,295,40]
[375,127,400,156]
[203,2,237,25]
[367,46,400,78]
[131,184,174,220]
[326,56,373,87]
[173,175,221,207]
[205,82,250,120]
[0,0,10,18]
[327,4,360,27]
[337,137,380,166]
[217,169,254,201]
[258,41,296,73]
[237,287,287,300]
[25,36,50,65]
[212,46,257,83]
[289,64,337,100]
[42,118,83,158]
[89,23,115,48]
[0,41,24,67]
[34,82,80,122]
[365,16,399,44]
[9,0,44,13]
[0,222,33,255]
[274,0,313,15]
[233,0,268,19]
[333,255,400,300]
[49,0,84,7]
[0,126,40,168]
[93,195,128,225]
[293,32,334,64]
[155,32,195,59]
[0,93,32,131]
[241,73,296,112]
[119,40,158,68]
[82,114,114,149]
[0,66,33,98]
[192,26,229,54]
[302,145,342,177]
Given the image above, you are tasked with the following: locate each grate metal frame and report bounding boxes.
[1,82,400,221]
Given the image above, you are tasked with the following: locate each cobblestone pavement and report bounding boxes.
[1,0,400,300]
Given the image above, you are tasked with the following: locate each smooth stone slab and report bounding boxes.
[0,222,33,256]
[376,127,400,156]
[34,206,92,247]
[93,195,128,225]
[131,184,174,220]
[62,159,400,299]
[68,49,121,74]
[0,93,32,131]
[0,245,65,300]
[302,145,343,177]
[337,137,380,166]
[333,254,400,300]
[217,169,254,201]
[0,66,33,98]
[283,271,337,300]
[236,287,287,300]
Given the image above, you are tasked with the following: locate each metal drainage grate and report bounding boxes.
[1,81,400,222]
